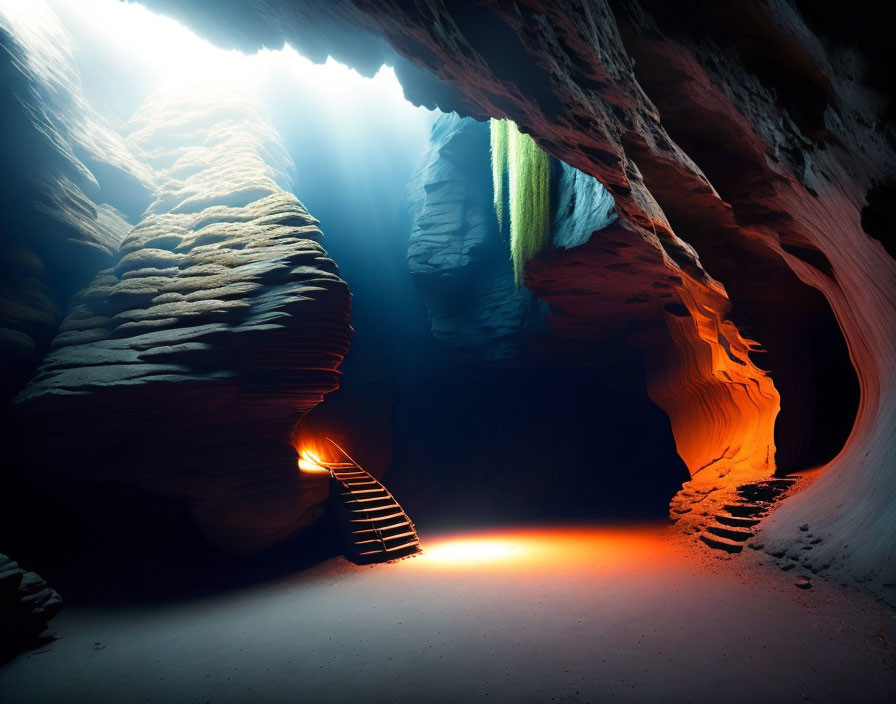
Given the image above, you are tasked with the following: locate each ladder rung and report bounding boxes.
[358,540,419,556]
[348,510,404,522]
[344,495,393,504]
[348,502,400,513]
[352,520,410,535]
[385,540,420,552]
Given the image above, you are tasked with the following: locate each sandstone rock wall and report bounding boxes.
[614,0,895,590]
[13,83,351,553]
[366,0,891,590]
[0,1,154,401]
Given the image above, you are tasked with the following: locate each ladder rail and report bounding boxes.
[323,436,419,561]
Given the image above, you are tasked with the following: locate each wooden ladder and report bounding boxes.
[319,439,421,563]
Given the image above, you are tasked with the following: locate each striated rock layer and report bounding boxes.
[366,1,782,520]
[13,84,351,553]
[146,0,896,592]
[355,0,895,591]
[0,1,154,401]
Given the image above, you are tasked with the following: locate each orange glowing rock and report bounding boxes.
[298,449,329,473]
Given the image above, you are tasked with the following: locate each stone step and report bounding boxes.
[339,487,389,497]
[736,480,795,502]
[359,523,415,540]
[765,478,798,486]
[714,513,760,528]
[699,533,744,553]
[359,539,420,557]
[342,493,392,503]
[707,524,753,542]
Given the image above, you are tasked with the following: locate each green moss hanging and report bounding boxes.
[489,118,551,286]
[490,118,508,233]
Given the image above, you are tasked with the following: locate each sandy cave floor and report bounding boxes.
[1,525,895,703]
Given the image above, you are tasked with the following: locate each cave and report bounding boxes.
[1,1,894,701]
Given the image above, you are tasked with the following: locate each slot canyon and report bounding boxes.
[0,1,894,701]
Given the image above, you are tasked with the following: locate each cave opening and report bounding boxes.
[1,0,692,571]
[3,0,896,699]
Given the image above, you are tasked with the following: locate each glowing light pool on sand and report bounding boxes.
[423,538,519,564]
[411,526,680,571]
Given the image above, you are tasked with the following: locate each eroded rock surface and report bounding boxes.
[13,84,350,553]
[142,0,896,594]
[0,2,154,400]
[0,553,62,660]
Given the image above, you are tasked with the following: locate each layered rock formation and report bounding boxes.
[141,0,894,593]
[0,1,154,401]
[13,83,351,553]
[141,2,781,522]
[0,553,61,660]
[361,0,896,593]
[406,113,543,361]
[399,114,693,522]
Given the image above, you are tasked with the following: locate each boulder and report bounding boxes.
[0,553,62,661]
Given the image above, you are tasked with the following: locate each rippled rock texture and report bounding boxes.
[0,1,153,401]
[12,83,350,553]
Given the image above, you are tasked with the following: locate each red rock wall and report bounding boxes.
[342,0,894,589]
[352,1,784,524]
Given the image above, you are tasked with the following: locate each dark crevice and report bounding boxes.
[780,243,836,279]
[861,180,896,259]
[632,0,834,140]
[449,5,565,118]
